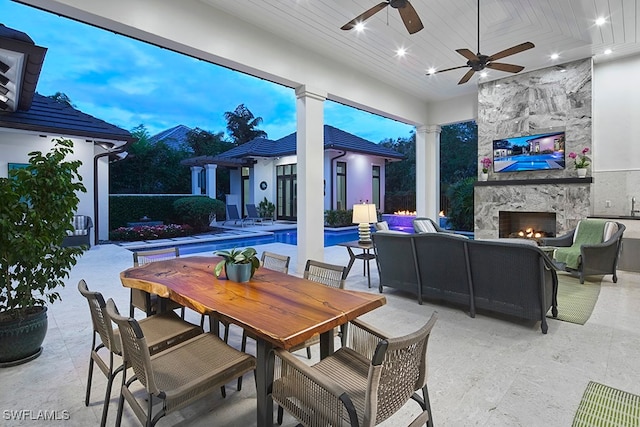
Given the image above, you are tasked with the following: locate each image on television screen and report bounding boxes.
[493,131,566,172]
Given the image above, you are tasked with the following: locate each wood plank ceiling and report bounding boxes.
[201,0,640,102]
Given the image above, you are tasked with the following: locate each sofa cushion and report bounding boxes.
[374,221,389,231]
[375,229,409,235]
[414,219,437,233]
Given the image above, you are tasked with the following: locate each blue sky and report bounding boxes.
[3,0,415,143]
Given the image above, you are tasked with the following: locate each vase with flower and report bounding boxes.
[569,147,590,178]
[479,157,491,181]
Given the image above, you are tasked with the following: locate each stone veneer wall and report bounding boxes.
[475,58,593,239]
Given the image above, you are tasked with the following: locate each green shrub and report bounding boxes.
[109,195,186,228]
[446,177,475,231]
[257,197,275,219]
[324,209,354,227]
[173,196,225,230]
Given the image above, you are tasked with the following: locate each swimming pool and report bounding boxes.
[166,228,361,256]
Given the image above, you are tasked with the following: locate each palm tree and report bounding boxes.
[224,104,267,145]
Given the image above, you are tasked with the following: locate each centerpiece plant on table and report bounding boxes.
[214,247,260,283]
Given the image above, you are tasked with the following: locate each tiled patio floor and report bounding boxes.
[1,241,639,426]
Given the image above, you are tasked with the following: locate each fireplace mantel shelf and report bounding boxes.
[475,177,593,187]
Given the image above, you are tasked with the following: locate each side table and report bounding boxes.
[338,240,376,288]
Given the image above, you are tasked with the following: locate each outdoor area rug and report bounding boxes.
[573,381,640,427]
[547,273,602,325]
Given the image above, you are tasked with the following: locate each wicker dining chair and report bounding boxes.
[130,247,185,318]
[105,298,256,427]
[272,312,438,427]
[286,259,348,364]
[78,280,202,427]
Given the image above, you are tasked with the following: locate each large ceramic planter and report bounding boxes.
[225,263,253,283]
[0,306,48,367]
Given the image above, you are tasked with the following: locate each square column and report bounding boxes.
[205,164,217,199]
[190,166,203,195]
[295,85,327,273]
[415,125,441,220]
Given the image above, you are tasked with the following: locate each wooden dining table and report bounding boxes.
[120,256,386,427]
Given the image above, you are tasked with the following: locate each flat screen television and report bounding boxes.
[493,131,565,172]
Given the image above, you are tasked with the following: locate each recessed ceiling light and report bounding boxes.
[604,48,612,55]
[396,47,407,57]
[550,53,559,60]
[595,17,606,26]
[479,71,488,78]
[354,22,365,32]
[427,67,436,75]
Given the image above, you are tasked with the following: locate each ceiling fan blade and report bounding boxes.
[456,49,479,62]
[487,42,535,61]
[428,65,469,75]
[397,1,424,34]
[341,2,389,30]
[458,69,475,85]
[487,62,525,73]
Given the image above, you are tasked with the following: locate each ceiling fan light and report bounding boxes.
[427,67,436,75]
[604,48,612,55]
[595,17,606,26]
[550,53,559,60]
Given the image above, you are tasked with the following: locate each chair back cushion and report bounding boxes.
[413,219,437,234]
[68,215,89,236]
[374,221,389,231]
[603,221,619,242]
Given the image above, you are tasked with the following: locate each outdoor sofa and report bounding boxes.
[372,232,558,333]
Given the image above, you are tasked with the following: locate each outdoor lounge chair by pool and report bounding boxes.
[224,204,253,227]
[246,203,273,225]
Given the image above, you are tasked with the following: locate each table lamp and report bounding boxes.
[352,203,377,243]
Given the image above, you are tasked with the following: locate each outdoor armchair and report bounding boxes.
[541,220,625,284]
[272,312,438,427]
[246,203,273,225]
[62,214,93,247]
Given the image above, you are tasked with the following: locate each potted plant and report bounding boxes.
[569,147,590,178]
[214,247,261,283]
[0,139,86,366]
[480,157,492,181]
[257,197,275,220]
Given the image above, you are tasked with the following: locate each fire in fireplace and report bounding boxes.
[499,211,557,240]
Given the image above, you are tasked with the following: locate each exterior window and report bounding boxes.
[241,167,250,216]
[336,161,346,210]
[276,163,297,220]
[372,165,381,210]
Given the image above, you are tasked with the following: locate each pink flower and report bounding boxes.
[582,147,589,155]
[569,152,577,159]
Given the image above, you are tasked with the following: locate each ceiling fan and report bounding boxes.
[341,0,424,35]
[429,0,534,84]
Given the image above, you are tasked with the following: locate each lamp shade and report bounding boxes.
[352,204,377,224]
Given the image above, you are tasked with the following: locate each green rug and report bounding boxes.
[547,273,602,325]
[573,381,640,426]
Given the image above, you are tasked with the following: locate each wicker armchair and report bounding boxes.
[78,280,202,427]
[272,312,438,427]
[130,247,185,318]
[541,220,626,284]
[105,298,256,427]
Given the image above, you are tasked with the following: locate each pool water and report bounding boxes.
[161,227,411,256]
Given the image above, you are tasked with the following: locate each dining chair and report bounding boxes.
[294,260,348,359]
[105,298,256,427]
[237,251,292,390]
[78,280,202,427]
[272,312,439,427]
[130,247,185,318]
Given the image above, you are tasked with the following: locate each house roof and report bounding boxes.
[0,93,135,144]
[149,124,193,150]
[182,125,403,167]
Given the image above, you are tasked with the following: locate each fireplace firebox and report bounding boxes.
[499,211,556,239]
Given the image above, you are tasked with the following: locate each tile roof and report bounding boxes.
[215,125,403,160]
[149,124,193,150]
[0,93,135,143]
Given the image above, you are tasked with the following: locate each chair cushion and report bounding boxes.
[603,222,618,242]
[67,215,88,236]
[414,219,437,233]
[374,221,389,231]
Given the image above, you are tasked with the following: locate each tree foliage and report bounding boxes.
[380,133,416,193]
[186,127,232,156]
[47,91,75,107]
[224,104,267,145]
[110,124,191,194]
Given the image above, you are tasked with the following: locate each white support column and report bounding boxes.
[295,85,327,273]
[190,166,202,195]
[415,125,441,220]
[204,164,217,199]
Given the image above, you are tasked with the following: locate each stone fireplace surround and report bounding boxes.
[474,58,593,240]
